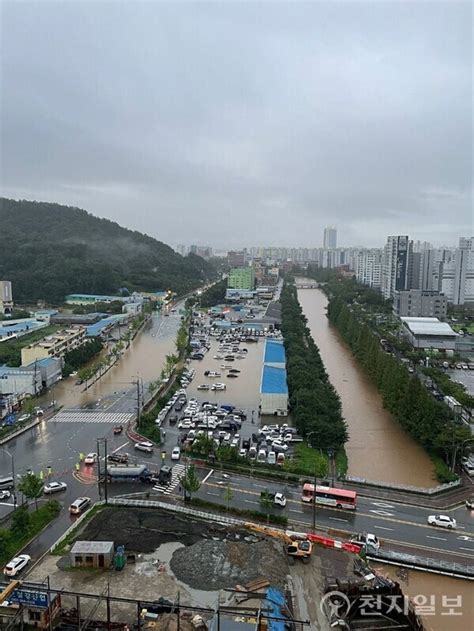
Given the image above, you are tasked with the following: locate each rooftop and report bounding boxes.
[264,339,286,365]
[261,365,288,394]
[70,541,114,555]
[400,317,457,337]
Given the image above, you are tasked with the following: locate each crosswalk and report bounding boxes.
[50,410,135,425]
[153,463,185,495]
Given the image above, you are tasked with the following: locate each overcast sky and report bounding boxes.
[1,1,472,249]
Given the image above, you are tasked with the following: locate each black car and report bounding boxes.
[168,415,178,425]
[107,453,129,464]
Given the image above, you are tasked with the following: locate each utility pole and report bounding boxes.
[135,378,141,429]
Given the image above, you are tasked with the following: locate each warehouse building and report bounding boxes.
[260,365,288,416]
[70,541,114,569]
[263,339,286,367]
[400,317,457,351]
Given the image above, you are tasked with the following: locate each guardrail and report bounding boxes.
[368,549,474,580]
[343,476,461,495]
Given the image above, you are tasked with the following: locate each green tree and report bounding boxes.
[18,472,44,511]
[11,507,30,534]
[223,484,233,511]
[259,492,273,524]
[179,464,201,502]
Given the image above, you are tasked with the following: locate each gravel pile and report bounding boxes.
[170,538,287,590]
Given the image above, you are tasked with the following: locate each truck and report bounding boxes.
[107,464,155,483]
[349,532,380,553]
[260,490,287,507]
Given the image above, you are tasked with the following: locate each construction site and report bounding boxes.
[0,504,426,631]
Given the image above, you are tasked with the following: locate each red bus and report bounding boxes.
[302,484,357,510]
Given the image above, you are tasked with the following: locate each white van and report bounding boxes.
[248,446,257,461]
[267,451,276,465]
[257,449,267,463]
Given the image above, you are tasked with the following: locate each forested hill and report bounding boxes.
[0,198,215,304]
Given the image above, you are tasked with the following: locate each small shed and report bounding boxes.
[70,541,114,569]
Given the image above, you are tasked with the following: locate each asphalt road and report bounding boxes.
[195,468,474,563]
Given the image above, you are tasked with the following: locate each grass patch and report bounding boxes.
[190,497,288,527]
[429,453,458,484]
[0,501,61,565]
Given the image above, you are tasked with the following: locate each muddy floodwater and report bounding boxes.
[298,285,436,487]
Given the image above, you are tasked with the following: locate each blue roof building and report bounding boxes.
[260,365,288,416]
[263,339,286,366]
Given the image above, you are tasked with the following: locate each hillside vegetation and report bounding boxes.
[0,198,215,303]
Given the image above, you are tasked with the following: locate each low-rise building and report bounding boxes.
[400,317,457,351]
[0,281,13,315]
[21,326,86,365]
[393,290,448,319]
[0,365,42,396]
[70,541,114,569]
[260,365,288,416]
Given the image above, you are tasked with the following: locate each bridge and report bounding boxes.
[295,282,318,289]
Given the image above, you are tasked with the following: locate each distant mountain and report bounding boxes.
[0,198,215,304]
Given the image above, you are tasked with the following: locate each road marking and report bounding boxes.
[112,441,129,454]
[459,547,474,552]
[289,509,304,514]
[207,492,219,497]
[0,502,15,507]
[370,509,394,517]
[457,535,474,542]
[202,469,214,484]
[426,535,447,541]
[373,526,394,531]
[329,517,348,522]
[243,499,258,505]
[371,501,395,509]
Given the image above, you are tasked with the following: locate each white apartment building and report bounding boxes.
[356,250,383,288]
[441,237,474,305]
[323,227,337,249]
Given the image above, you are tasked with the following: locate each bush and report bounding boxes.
[11,507,30,534]
[190,497,288,527]
[430,454,458,483]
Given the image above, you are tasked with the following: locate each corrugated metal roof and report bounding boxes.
[261,365,288,394]
[264,340,286,364]
[70,541,114,554]
[401,317,456,337]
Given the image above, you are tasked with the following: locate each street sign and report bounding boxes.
[10,589,49,608]
[4,414,15,426]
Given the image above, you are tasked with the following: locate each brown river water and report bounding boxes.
[297,286,436,487]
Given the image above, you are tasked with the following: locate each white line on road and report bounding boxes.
[289,510,304,514]
[202,469,214,484]
[251,483,269,489]
[426,536,447,541]
[459,547,474,551]
[207,492,219,497]
[373,526,394,531]
[0,502,15,507]
[243,499,258,505]
[112,441,129,454]
[329,517,348,522]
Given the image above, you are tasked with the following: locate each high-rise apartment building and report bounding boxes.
[356,250,383,288]
[381,236,412,299]
[0,281,13,315]
[323,227,337,249]
[441,237,474,305]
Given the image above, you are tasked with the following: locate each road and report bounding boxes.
[195,468,474,564]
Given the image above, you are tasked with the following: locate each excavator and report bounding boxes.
[244,523,313,564]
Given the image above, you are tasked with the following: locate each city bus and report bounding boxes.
[301,483,357,510]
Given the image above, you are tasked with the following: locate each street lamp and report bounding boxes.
[306,431,319,533]
[1,448,16,507]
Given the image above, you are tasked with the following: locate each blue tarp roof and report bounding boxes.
[265,587,288,631]
[0,320,46,337]
[261,365,288,394]
[264,339,286,364]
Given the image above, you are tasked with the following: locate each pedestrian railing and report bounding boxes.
[343,476,461,495]
[367,549,474,579]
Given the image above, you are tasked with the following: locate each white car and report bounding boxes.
[43,481,67,495]
[178,419,192,430]
[427,515,456,529]
[171,447,181,461]
[4,554,31,577]
[84,453,97,465]
[134,441,154,453]
[0,490,11,500]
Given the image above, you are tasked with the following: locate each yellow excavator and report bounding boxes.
[0,580,20,604]
[244,523,312,564]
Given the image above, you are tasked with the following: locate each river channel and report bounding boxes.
[297,285,436,487]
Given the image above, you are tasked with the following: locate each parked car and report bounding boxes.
[3,554,31,577]
[69,496,91,515]
[0,490,11,500]
[84,453,97,465]
[427,515,456,529]
[134,441,154,453]
[43,481,67,495]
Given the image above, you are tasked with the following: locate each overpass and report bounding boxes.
[295,282,318,289]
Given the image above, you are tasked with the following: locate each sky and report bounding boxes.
[1,1,472,249]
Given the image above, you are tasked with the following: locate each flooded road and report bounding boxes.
[298,286,436,487]
[38,312,181,410]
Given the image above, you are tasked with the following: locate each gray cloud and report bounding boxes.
[1,1,472,248]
